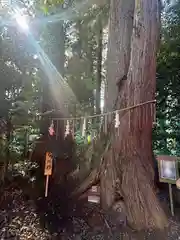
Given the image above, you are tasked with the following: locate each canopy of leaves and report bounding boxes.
[154,0,180,155]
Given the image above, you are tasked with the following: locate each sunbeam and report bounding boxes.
[13,9,29,31]
[0,0,101,28]
[0,0,105,114]
[27,32,77,114]
[14,13,29,31]
[10,7,77,114]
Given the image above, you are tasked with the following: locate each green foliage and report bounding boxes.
[154,0,180,155]
[0,17,43,165]
[40,0,64,14]
[0,0,108,171]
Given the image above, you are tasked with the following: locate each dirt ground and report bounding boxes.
[0,179,180,240]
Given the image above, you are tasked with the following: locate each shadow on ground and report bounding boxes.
[0,174,180,239]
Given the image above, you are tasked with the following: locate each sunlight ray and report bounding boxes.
[0,0,103,114]
[0,0,99,28]
[28,32,77,114]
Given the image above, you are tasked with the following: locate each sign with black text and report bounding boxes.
[44,152,53,176]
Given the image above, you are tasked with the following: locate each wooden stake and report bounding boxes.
[44,152,53,197]
[45,175,49,197]
[169,183,174,216]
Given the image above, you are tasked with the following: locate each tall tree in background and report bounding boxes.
[95,13,103,114]
[103,0,167,229]
[0,23,42,181]
[42,20,65,111]
[66,4,108,114]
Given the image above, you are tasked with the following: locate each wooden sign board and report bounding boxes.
[157,155,179,184]
[44,152,53,176]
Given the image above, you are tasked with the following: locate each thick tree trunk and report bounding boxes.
[105,0,135,112]
[102,0,135,210]
[102,0,167,230]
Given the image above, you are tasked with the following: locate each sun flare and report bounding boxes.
[14,11,29,32]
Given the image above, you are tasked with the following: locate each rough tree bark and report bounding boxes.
[102,0,168,230]
[72,0,167,230]
[72,0,134,213]
[102,0,135,211]
[105,0,135,112]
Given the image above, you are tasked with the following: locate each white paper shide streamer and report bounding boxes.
[49,120,55,136]
[115,111,120,128]
[65,120,70,137]
[82,117,86,137]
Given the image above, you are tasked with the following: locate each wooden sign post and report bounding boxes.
[44,152,53,197]
[157,155,179,216]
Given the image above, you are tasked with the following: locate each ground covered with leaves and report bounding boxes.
[0,177,180,240]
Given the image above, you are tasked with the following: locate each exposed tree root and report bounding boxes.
[71,136,112,197]
[72,132,168,231]
[71,168,99,197]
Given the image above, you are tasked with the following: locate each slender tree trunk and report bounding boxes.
[5,117,11,177]
[47,21,65,77]
[102,0,167,230]
[87,39,94,112]
[96,17,103,114]
[23,128,28,158]
[48,21,66,110]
